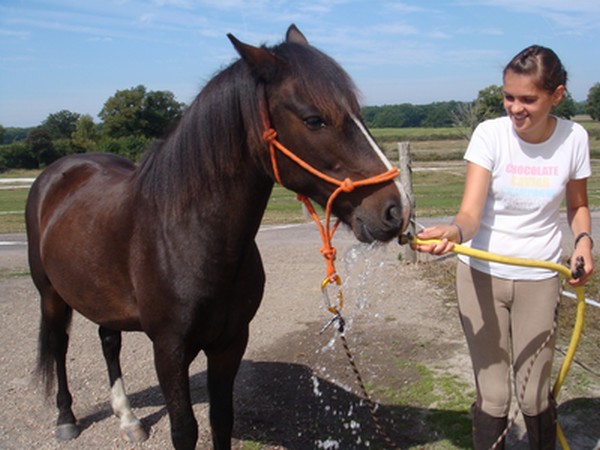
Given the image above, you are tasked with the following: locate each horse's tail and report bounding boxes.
[25,173,58,397]
[35,307,73,397]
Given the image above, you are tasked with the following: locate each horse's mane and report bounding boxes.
[135,37,359,214]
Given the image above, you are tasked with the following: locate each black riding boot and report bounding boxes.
[472,403,507,450]
[523,397,557,450]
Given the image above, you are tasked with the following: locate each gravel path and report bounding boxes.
[0,220,598,449]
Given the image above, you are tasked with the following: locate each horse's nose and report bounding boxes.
[382,200,405,235]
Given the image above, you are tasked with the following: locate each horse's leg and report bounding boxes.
[36,289,79,440]
[206,327,249,450]
[98,326,148,443]
[153,339,198,450]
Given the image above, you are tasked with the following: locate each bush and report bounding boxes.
[0,142,38,171]
[97,135,152,162]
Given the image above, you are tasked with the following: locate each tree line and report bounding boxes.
[1,82,600,172]
[363,84,595,130]
[0,85,184,171]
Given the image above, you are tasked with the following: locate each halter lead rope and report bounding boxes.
[259,87,400,447]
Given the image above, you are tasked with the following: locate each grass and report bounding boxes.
[0,175,30,233]
[2,115,599,229]
[371,127,468,142]
[262,185,312,225]
[3,127,600,230]
[370,357,474,448]
[0,268,30,280]
[0,170,313,233]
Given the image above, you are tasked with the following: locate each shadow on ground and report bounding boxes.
[72,359,468,450]
[67,319,599,450]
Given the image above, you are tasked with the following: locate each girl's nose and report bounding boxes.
[509,100,524,114]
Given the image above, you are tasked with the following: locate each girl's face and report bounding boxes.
[503,70,564,143]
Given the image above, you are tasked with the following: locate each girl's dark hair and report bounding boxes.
[503,45,567,93]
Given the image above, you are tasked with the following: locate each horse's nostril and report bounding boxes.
[384,202,403,225]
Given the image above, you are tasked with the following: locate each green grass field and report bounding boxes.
[2,116,599,232]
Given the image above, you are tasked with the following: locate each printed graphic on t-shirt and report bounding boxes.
[501,163,562,210]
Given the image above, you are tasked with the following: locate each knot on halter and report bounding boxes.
[340,178,355,193]
[321,246,337,262]
[262,128,277,143]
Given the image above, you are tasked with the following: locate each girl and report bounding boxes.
[413,45,594,449]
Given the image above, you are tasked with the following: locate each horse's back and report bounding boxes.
[27,153,135,213]
[27,152,136,246]
[26,153,142,328]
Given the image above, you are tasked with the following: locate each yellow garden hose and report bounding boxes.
[401,235,587,450]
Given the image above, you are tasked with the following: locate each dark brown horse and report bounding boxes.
[25,25,409,449]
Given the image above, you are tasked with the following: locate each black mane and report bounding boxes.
[135,37,359,213]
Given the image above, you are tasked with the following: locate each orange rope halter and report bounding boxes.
[258,88,399,314]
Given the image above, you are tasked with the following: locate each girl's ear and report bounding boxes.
[552,85,565,106]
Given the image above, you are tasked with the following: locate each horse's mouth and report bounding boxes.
[352,216,404,243]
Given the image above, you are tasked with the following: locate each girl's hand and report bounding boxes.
[568,251,594,287]
[411,225,459,255]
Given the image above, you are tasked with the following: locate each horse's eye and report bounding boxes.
[303,116,326,130]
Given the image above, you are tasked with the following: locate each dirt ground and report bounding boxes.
[0,222,598,449]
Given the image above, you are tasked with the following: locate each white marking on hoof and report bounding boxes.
[120,423,148,443]
[111,377,144,440]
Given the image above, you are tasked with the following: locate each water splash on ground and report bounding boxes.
[310,241,393,448]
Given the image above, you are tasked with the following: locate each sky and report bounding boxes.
[1,0,599,128]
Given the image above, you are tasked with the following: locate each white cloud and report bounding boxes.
[462,0,600,33]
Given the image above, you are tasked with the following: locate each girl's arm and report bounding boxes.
[566,178,594,286]
[414,162,490,255]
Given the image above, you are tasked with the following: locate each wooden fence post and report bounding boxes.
[398,142,417,263]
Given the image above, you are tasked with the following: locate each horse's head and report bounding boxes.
[228,25,410,243]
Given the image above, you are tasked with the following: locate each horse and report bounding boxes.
[25,24,410,450]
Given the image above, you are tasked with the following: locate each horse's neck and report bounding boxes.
[137,148,272,239]
[205,174,273,234]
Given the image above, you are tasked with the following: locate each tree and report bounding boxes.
[99,85,185,138]
[99,85,147,138]
[142,90,185,137]
[450,101,478,140]
[474,85,505,122]
[0,142,37,171]
[43,110,81,139]
[422,101,462,127]
[450,85,504,140]
[552,90,576,119]
[26,126,58,167]
[71,115,100,153]
[587,82,600,121]
[0,124,5,144]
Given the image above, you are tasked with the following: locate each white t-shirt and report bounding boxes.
[458,116,591,280]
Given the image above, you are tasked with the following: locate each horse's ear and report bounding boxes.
[227,33,285,81]
[286,24,309,45]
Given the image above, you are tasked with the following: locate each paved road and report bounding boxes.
[3,210,600,261]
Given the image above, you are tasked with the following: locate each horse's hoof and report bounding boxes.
[121,424,148,443]
[55,423,80,440]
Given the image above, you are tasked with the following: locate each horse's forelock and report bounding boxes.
[273,42,360,127]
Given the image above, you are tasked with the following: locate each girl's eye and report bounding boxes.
[304,116,326,130]
[504,94,514,102]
